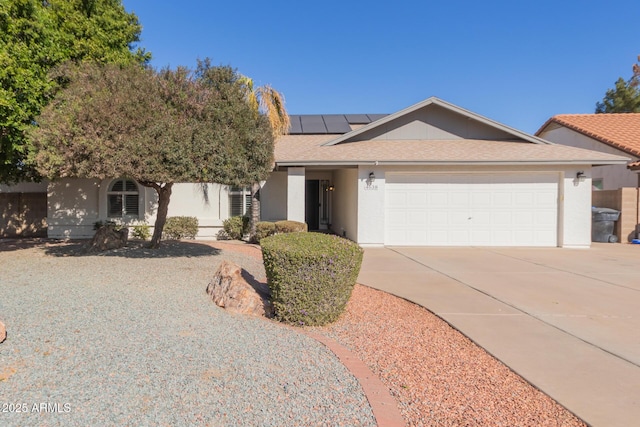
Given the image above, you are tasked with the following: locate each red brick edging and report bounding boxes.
[305,331,406,427]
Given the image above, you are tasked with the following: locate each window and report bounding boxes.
[229,186,251,217]
[107,179,139,218]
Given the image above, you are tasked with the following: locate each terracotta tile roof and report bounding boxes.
[274,135,628,165]
[629,160,640,170]
[536,113,640,158]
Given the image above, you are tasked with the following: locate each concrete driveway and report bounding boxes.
[358,244,640,427]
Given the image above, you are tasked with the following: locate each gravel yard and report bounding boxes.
[0,240,375,427]
[1,239,588,426]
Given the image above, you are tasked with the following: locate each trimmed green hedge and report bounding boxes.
[274,220,307,234]
[163,216,198,240]
[255,221,276,243]
[261,232,363,326]
[223,216,249,240]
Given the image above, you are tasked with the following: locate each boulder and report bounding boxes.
[84,226,129,253]
[0,321,6,343]
[206,260,273,318]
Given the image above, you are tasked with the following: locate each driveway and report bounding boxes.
[358,244,640,427]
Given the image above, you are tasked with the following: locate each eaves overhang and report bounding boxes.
[275,158,630,167]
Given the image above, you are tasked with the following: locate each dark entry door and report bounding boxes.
[305,180,320,230]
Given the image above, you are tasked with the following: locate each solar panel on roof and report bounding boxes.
[325,121,351,133]
[301,115,325,122]
[321,115,351,133]
[300,115,327,133]
[289,116,303,134]
[344,114,371,124]
[322,114,346,122]
[367,114,388,122]
[288,113,389,134]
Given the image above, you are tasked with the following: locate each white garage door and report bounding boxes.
[385,173,558,246]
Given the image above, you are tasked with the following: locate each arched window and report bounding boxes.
[107,179,139,218]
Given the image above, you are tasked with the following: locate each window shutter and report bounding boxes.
[230,194,243,217]
[125,195,139,215]
[229,187,252,217]
[245,193,252,215]
[111,180,124,192]
[108,195,123,217]
[125,180,137,192]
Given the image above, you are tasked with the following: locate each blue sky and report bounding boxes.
[122,0,640,134]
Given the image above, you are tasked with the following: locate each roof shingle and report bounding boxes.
[274,135,629,166]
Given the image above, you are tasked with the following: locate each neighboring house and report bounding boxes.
[0,181,48,237]
[536,113,640,190]
[1,97,628,247]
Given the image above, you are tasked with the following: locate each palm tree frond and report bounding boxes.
[257,85,290,137]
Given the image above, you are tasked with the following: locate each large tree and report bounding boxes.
[0,0,149,183]
[29,61,275,247]
[595,77,640,113]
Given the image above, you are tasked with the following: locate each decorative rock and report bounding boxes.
[206,261,273,318]
[84,226,129,253]
[0,321,6,343]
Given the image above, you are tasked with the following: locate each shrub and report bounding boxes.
[93,220,120,230]
[162,216,199,240]
[131,224,151,240]
[223,216,249,240]
[274,220,308,234]
[255,221,276,243]
[261,232,363,326]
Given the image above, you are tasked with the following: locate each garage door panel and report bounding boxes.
[536,191,557,205]
[429,192,449,205]
[387,191,408,206]
[535,210,557,226]
[407,192,428,208]
[385,173,558,246]
[429,210,449,225]
[450,229,471,245]
[514,192,535,205]
[449,192,469,207]
[471,191,492,206]
[407,211,427,226]
[450,211,471,225]
[493,192,514,207]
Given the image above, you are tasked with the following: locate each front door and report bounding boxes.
[305,180,320,230]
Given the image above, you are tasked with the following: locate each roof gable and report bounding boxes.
[323,97,550,146]
[536,113,640,158]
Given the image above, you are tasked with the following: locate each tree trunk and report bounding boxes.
[249,181,260,242]
[148,182,173,248]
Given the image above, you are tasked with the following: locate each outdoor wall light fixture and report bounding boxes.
[576,171,586,182]
[369,172,376,182]
[328,185,335,191]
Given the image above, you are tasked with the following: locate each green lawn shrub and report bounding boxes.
[131,224,151,240]
[261,232,363,326]
[163,216,199,240]
[222,216,249,240]
[255,221,276,243]
[274,220,308,234]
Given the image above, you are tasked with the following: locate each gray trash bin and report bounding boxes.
[591,207,620,243]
